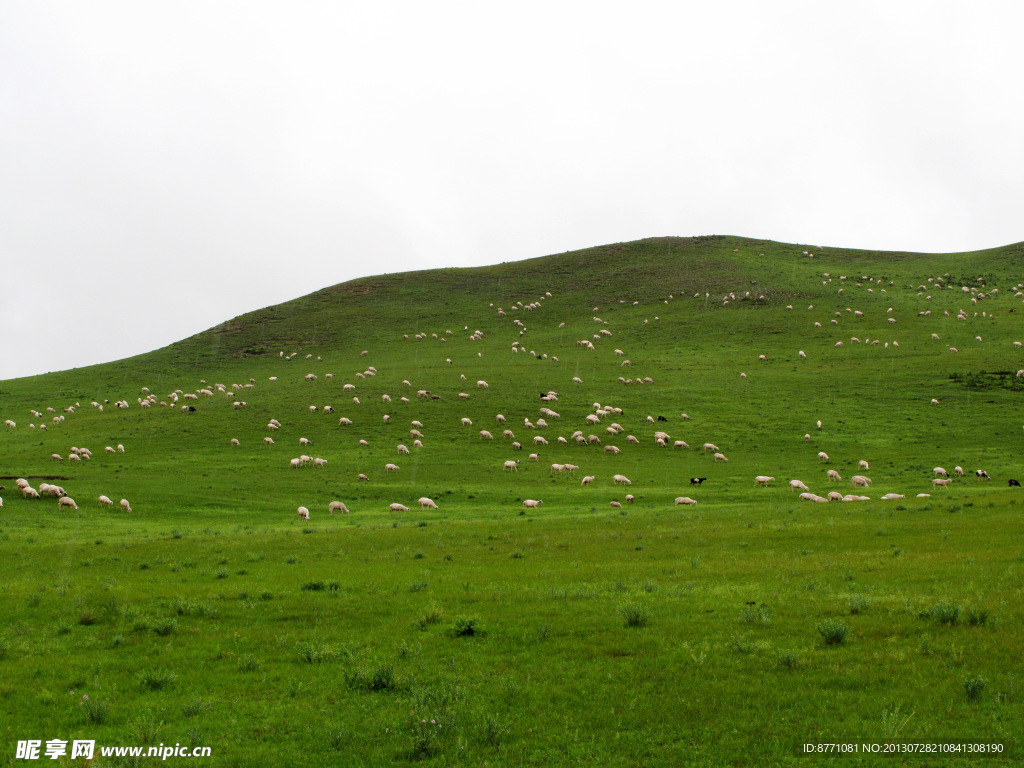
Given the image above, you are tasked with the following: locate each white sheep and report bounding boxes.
[858,460,870,470]
[461,417,473,426]
[98,495,113,506]
[120,498,132,513]
[754,476,774,486]
[297,506,310,520]
[522,499,543,508]
[881,493,905,500]
[503,460,520,471]
[850,475,872,487]
[313,457,328,468]
[230,438,240,447]
[479,430,494,440]
[328,501,350,514]
[702,443,719,452]
[954,466,964,477]
[476,380,489,389]
[827,491,844,501]
[418,497,439,509]
[790,479,809,492]
[713,453,728,462]
[933,478,951,488]
[397,444,410,454]
[58,496,78,510]
[581,475,595,485]
[384,463,400,472]
[933,467,948,477]
[612,474,631,485]
[827,469,842,482]
[533,436,548,445]
[674,496,697,505]
[817,452,829,462]
[358,473,369,482]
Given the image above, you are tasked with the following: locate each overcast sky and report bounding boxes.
[2,1,1022,381]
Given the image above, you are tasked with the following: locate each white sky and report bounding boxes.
[2,1,1023,381]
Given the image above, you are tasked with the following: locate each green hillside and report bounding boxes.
[1,235,1022,766]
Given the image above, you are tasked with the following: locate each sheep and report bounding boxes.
[881,493,905,500]
[290,458,303,469]
[389,503,409,512]
[120,498,132,513]
[933,467,948,477]
[476,380,489,389]
[51,453,63,461]
[581,475,595,485]
[674,496,697,505]
[550,463,566,474]
[313,457,328,468]
[850,475,872,487]
[975,469,990,480]
[954,466,964,477]
[605,445,622,454]
[58,496,78,510]
[1009,479,1021,487]
[817,451,829,462]
[479,430,494,440]
[98,495,113,506]
[858,460,870,470]
[609,500,623,508]
[533,436,548,445]
[461,417,473,426]
[827,491,844,501]
[754,476,774,486]
[496,414,506,423]
[933,478,951,488]
[790,479,809,492]
[357,473,369,482]
[105,446,116,453]
[328,500,350,514]
[22,487,40,499]
[384,463,400,472]
[522,499,543,508]
[612,474,631,485]
[418,497,439,509]
[230,438,240,447]
[15,479,29,489]
[503,460,520,471]
[626,435,639,444]
[827,469,842,481]
[689,477,707,486]
[528,453,540,462]
[713,453,728,462]
[702,443,719,452]
[264,437,275,445]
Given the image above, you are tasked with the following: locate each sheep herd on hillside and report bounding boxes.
[2,264,1022,521]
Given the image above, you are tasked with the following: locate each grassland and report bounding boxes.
[1,235,1022,766]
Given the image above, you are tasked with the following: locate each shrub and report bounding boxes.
[237,655,259,672]
[849,595,869,614]
[963,675,987,701]
[619,602,649,628]
[298,641,337,664]
[152,620,177,637]
[449,616,484,638]
[301,580,326,592]
[347,664,398,692]
[215,568,229,579]
[741,604,772,626]
[775,650,800,670]
[417,605,443,631]
[139,669,177,691]
[81,697,109,725]
[930,601,961,626]
[817,619,849,646]
[966,607,989,626]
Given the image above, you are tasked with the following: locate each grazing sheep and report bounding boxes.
[754,476,774,486]
[461,417,473,426]
[674,496,697,505]
[713,453,728,462]
[397,444,410,454]
[51,453,63,461]
[689,477,706,486]
[827,491,844,501]
[975,469,990,480]
[358,473,369,482]
[605,445,622,454]
[858,460,870,470]
[1008,479,1021,487]
[479,430,494,440]
[328,501,350,514]
[384,463,400,472]
[954,466,964,477]
[264,437,275,445]
[503,460,520,471]
[522,499,543,508]
[817,451,830,462]
[476,380,489,389]
[702,443,719,452]
[790,479,809,492]
[58,496,78,510]
[120,498,132,513]
[22,487,40,499]
[98,495,113,506]
[850,475,872,487]
[610,500,622,508]
[933,467,948,477]
[533,436,548,445]
[581,475,595,485]
[881,493,905,500]
[105,446,116,453]
[313,457,328,468]
[418,497,439,509]
[230,438,240,446]
[389,503,409,512]
[612,474,631,485]
[673,441,689,450]
[933,478,951,488]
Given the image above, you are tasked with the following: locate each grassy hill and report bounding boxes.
[1,235,1022,766]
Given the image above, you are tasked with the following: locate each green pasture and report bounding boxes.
[1,235,1022,766]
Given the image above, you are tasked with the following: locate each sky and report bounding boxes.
[2,1,1023,381]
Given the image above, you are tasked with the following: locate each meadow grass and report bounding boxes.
[1,235,1022,765]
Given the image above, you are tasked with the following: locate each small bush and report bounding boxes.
[966,607,989,626]
[259,591,274,601]
[301,580,326,592]
[930,601,961,626]
[409,581,429,593]
[152,620,177,637]
[215,568,229,579]
[347,664,399,692]
[417,605,443,631]
[775,650,800,670]
[298,641,337,664]
[817,619,849,646]
[619,602,649,628]
[449,616,484,638]
[81,697,109,724]
[963,675,987,701]
[741,604,772,626]
[237,655,259,672]
[78,610,98,626]
[139,669,177,691]
[849,595,869,614]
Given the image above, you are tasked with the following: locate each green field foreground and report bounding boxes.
[1,236,1022,766]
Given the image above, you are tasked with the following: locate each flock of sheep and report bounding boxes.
[2,261,1021,521]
